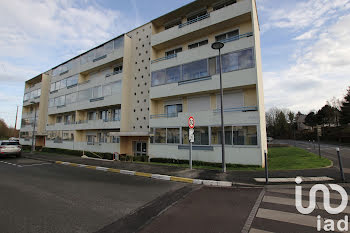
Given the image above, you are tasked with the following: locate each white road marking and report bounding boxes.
[254,176,334,183]
[0,160,51,168]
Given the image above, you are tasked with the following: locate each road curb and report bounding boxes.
[54,160,233,187]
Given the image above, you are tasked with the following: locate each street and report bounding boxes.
[1,155,350,233]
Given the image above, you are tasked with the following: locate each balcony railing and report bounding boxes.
[151,53,177,64]
[178,13,210,28]
[213,106,258,113]
[150,112,178,119]
[219,32,253,44]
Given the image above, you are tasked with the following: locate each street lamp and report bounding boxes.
[30,101,37,153]
[211,41,226,173]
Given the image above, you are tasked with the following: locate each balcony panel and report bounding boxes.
[150,109,259,128]
[151,0,251,48]
[150,68,257,99]
[151,36,254,72]
[79,47,124,75]
[75,119,120,130]
[24,82,42,94]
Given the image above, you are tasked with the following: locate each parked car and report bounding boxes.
[0,140,22,157]
[267,137,274,143]
[9,137,20,142]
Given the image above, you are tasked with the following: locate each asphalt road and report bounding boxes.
[0,156,185,233]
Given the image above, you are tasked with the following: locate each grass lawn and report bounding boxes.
[139,146,332,171]
[267,146,332,170]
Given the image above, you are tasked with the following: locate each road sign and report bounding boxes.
[188,116,195,129]
[317,126,322,137]
[189,128,194,143]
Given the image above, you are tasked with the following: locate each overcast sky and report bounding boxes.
[0,0,349,128]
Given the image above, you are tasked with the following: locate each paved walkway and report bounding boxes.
[24,151,342,185]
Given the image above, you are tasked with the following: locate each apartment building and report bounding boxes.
[20,0,267,166]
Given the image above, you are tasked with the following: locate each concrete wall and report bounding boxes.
[149,144,261,165]
[45,140,120,153]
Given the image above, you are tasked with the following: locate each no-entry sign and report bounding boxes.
[188,116,195,129]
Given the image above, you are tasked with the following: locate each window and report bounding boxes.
[24,93,30,101]
[63,131,74,141]
[221,48,254,72]
[165,104,182,116]
[113,65,123,74]
[98,132,108,143]
[114,37,124,49]
[66,75,78,87]
[104,41,114,54]
[87,135,95,145]
[102,84,112,97]
[213,0,236,11]
[50,83,55,92]
[167,128,180,144]
[78,89,89,101]
[112,109,121,121]
[211,126,233,145]
[194,126,209,145]
[100,110,108,121]
[165,47,182,57]
[188,39,208,49]
[88,112,96,121]
[166,66,181,83]
[65,92,77,105]
[90,86,102,99]
[154,128,166,143]
[182,59,208,81]
[151,70,166,86]
[232,126,257,145]
[209,57,217,76]
[215,29,239,42]
[111,136,120,143]
[54,95,65,107]
[56,116,62,123]
[187,11,207,22]
[60,79,67,89]
[165,20,182,30]
[111,81,122,94]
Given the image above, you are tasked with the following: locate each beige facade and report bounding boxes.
[20,0,266,166]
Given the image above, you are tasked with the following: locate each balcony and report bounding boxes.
[150,68,257,99]
[151,34,254,71]
[151,0,251,48]
[46,119,120,131]
[150,107,259,128]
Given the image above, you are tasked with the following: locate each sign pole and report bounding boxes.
[190,141,192,170]
[188,116,195,170]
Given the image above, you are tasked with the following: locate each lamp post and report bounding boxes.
[211,41,226,173]
[30,101,37,153]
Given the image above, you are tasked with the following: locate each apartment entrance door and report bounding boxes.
[133,141,147,156]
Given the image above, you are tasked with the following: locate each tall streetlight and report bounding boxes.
[211,41,226,173]
[30,101,37,153]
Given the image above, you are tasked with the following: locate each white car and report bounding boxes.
[267,137,274,143]
[0,140,22,157]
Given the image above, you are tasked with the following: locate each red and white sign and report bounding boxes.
[188,116,195,129]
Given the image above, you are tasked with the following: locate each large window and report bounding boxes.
[66,75,78,87]
[213,0,236,11]
[182,59,208,81]
[221,48,254,73]
[65,92,77,105]
[233,126,257,145]
[215,29,239,42]
[112,109,121,121]
[62,131,74,141]
[151,48,254,87]
[88,112,97,121]
[78,89,89,101]
[181,126,209,145]
[166,66,181,83]
[151,70,166,86]
[211,126,233,145]
[54,95,65,107]
[167,128,180,144]
[165,104,182,116]
[165,48,182,57]
[188,39,208,50]
[154,128,166,143]
[90,86,102,99]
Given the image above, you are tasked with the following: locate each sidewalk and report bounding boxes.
[24,152,343,185]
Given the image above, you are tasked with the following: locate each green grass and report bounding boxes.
[139,146,332,171]
[267,147,332,170]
